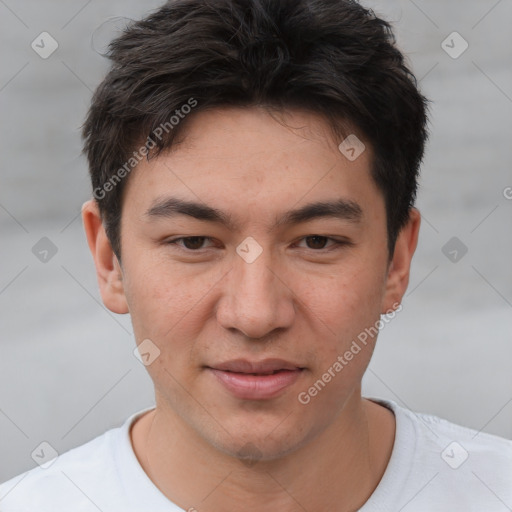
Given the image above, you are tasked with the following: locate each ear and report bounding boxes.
[82,199,129,314]
[381,208,421,314]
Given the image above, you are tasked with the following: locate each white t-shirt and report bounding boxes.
[1,398,511,511]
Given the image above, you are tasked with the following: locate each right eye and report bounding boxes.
[166,236,215,251]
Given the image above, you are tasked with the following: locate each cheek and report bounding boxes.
[294,266,387,404]
[125,267,210,391]
[300,263,385,339]
[295,271,383,412]
[123,256,227,359]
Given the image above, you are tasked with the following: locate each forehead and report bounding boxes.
[122,107,382,224]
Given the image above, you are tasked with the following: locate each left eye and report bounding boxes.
[295,235,341,250]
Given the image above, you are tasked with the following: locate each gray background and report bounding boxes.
[0,0,511,483]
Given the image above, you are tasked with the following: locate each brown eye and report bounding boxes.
[304,235,330,250]
[182,237,207,250]
[295,235,349,252]
[167,237,212,250]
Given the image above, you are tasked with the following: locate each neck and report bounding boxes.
[131,391,395,512]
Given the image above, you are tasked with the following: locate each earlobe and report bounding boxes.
[381,208,421,314]
[82,200,129,314]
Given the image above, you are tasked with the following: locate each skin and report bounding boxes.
[82,107,420,511]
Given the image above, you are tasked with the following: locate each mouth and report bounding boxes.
[206,359,305,400]
[224,369,289,375]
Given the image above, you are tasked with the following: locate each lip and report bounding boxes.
[206,359,305,400]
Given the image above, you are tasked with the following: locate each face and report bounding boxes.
[84,107,419,461]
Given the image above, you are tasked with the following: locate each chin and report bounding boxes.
[199,413,320,465]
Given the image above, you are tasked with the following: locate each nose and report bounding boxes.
[215,246,295,340]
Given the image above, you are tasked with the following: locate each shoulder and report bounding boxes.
[386,398,512,504]
[375,397,512,456]
[411,404,512,463]
[0,416,133,512]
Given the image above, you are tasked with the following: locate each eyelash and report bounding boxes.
[165,235,350,252]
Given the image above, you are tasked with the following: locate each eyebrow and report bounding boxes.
[145,196,363,230]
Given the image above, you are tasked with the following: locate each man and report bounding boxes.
[1,0,510,510]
